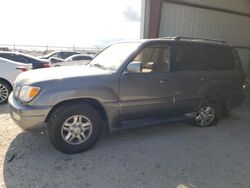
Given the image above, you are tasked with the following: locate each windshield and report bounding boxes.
[89,42,141,71]
[42,51,57,58]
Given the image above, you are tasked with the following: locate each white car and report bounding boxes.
[0,57,31,104]
[49,54,93,67]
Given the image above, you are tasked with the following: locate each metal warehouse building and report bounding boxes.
[141,0,250,78]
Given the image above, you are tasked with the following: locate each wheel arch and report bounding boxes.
[203,86,231,109]
[0,77,13,91]
[199,93,222,115]
[45,98,109,126]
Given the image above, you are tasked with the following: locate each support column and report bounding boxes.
[148,0,163,38]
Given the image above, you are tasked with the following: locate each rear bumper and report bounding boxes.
[8,93,51,131]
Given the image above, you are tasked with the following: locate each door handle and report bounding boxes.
[160,79,172,84]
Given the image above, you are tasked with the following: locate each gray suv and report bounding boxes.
[9,37,246,153]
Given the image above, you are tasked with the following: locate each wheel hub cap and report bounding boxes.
[61,115,92,145]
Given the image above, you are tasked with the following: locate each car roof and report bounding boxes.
[65,54,93,60]
[114,37,231,47]
[0,51,19,54]
[0,51,31,56]
[69,54,92,57]
[52,50,82,53]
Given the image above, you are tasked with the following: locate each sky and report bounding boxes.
[0,0,141,48]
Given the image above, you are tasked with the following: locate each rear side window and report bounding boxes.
[73,56,93,61]
[61,52,76,59]
[0,54,27,63]
[174,44,207,71]
[18,55,33,63]
[206,46,235,70]
[0,54,9,59]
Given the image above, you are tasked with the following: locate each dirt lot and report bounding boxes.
[1,99,250,188]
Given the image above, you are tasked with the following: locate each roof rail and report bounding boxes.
[161,36,178,40]
[161,36,227,44]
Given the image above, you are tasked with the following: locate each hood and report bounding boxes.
[15,65,111,85]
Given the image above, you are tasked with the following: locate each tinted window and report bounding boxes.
[73,56,92,61]
[18,55,34,63]
[17,57,29,63]
[133,46,169,73]
[61,52,76,59]
[0,54,10,59]
[0,54,28,63]
[72,56,81,61]
[56,52,63,58]
[206,46,235,70]
[175,44,207,71]
[51,52,60,58]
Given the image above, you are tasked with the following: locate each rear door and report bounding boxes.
[172,43,210,113]
[205,45,245,100]
[0,61,27,84]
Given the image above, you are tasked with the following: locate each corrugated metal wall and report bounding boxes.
[159,1,250,76]
[180,0,250,14]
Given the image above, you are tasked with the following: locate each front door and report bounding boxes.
[119,45,174,120]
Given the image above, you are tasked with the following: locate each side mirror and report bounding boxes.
[127,61,142,73]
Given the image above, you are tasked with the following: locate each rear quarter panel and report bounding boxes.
[0,61,23,85]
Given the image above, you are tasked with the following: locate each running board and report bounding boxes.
[112,114,195,131]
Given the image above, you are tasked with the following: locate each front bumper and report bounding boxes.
[8,93,51,130]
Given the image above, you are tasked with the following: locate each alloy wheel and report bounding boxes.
[0,84,9,104]
[195,106,215,127]
[61,115,93,145]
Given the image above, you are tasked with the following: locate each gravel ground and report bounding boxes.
[1,99,250,188]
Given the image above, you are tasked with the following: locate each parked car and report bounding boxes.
[65,54,93,62]
[0,57,31,104]
[49,54,93,67]
[0,52,50,69]
[9,37,245,153]
[0,47,10,51]
[39,51,82,60]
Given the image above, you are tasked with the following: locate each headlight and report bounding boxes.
[18,86,41,102]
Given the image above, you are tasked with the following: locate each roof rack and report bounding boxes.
[161,36,227,44]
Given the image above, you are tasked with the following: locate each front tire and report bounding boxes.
[48,103,102,154]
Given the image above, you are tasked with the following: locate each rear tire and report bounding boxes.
[191,99,221,127]
[0,80,11,104]
[47,103,102,154]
